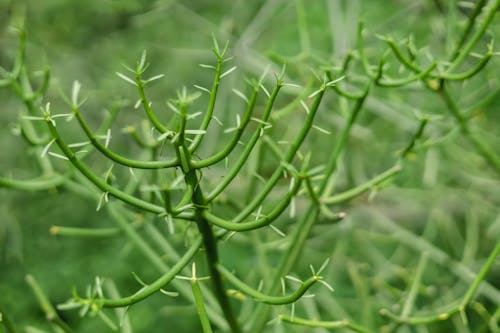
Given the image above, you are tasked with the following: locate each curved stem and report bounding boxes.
[377,62,437,87]
[447,0,500,73]
[85,237,202,308]
[189,57,223,153]
[322,164,401,205]
[192,87,259,169]
[218,264,318,305]
[136,72,168,134]
[205,176,301,232]
[177,143,242,333]
[45,117,167,214]
[206,81,282,202]
[73,107,179,169]
[233,84,327,223]
[0,173,67,191]
[450,0,488,61]
[439,85,500,173]
[279,315,371,333]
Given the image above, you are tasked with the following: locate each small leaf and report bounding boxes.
[71,80,81,106]
[145,74,165,84]
[232,89,248,103]
[116,72,137,86]
[220,66,237,78]
[193,84,211,94]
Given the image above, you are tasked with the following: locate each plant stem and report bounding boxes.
[248,85,369,332]
[25,275,73,333]
[179,141,242,333]
[438,84,500,174]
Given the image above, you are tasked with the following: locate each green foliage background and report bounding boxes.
[0,0,499,332]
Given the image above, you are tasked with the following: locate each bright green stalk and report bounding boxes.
[441,48,492,81]
[450,0,488,61]
[439,86,500,173]
[0,174,67,191]
[401,254,429,318]
[72,106,179,169]
[134,66,168,134]
[322,164,401,205]
[81,237,202,308]
[377,62,437,87]
[189,267,214,333]
[192,86,259,169]
[50,225,122,238]
[204,176,301,231]
[249,85,369,332]
[189,50,225,153]
[233,82,328,223]
[372,213,500,305]
[175,140,242,333]
[45,116,169,214]
[218,264,318,305]
[401,116,429,158]
[279,315,371,333]
[206,80,282,202]
[447,0,500,73]
[460,240,500,308]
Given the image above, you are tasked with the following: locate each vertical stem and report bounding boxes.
[449,0,488,61]
[249,87,369,332]
[447,0,500,72]
[439,85,500,173]
[180,141,242,333]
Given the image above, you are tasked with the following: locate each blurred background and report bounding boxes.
[1,0,499,332]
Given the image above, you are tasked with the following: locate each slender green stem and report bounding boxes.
[0,174,67,191]
[218,265,318,305]
[206,81,282,202]
[25,275,73,333]
[439,85,500,173]
[103,204,227,330]
[249,84,369,333]
[192,86,259,169]
[441,48,492,81]
[205,176,301,231]
[50,225,122,238]
[447,0,500,72]
[233,83,328,223]
[401,254,429,318]
[322,164,401,205]
[450,0,488,61]
[72,107,179,169]
[377,62,437,87]
[401,116,429,158]
[45,117,168,214]
[357,20,375,79]
[189,56,223,153]
[135,71,168,134]
[295,0,311,53]
[372,213,500,305]
[460,240,500,308]
[191,277,214,333]
[279,315,371,333]
[80,237,202,308]
[178,142,242,333]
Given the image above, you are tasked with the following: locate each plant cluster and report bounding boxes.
[1,1,499,332]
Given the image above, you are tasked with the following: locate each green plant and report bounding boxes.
[1,1,499,332]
